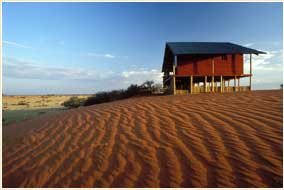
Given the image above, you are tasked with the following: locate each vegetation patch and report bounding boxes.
[17,101,29,106]
[84,80,163,106]
[62,97,86,108]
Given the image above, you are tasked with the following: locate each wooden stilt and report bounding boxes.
[173,65,176,95]
[204,76,207,93]
[197,82,200,93]
[249,54,252,91]
[234,76,237,92]
[238,78,240,92]
[220,76,223,93]
[223,80,227,92]
[228,80,230,92]
[211,59,215,93]
[212,76,214,92]
[188,76,190,94]
[190,75,193,94]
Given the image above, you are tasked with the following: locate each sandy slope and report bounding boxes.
[2,90,283,188]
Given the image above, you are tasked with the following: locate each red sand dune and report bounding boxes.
[2,90,283,188]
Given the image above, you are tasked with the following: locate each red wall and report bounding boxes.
[177,54,243,76]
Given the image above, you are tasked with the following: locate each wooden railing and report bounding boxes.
[175,86,250,95]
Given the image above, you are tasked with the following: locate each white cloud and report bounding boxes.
[3,57,162,83]
[2,57,113,80]
[3,57,164,94]
[87,52,115,59]
[121,68,162,85]
[3,40,33,49]
[104,54,115,58]
[87,52,130,59]
[244,49,283,71]
[244,43,254,47]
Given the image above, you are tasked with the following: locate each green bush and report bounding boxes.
[62,97,85,108]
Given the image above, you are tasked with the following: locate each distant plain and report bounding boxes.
[2,95,90,125]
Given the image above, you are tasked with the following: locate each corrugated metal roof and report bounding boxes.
[166,42,266,55]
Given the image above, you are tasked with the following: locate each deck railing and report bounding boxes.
[175,86,250,95]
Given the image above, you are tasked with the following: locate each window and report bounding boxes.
[222,55,227,60]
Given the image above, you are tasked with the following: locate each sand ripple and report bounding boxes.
[2,90,283,187]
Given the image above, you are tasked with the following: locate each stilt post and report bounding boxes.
[204,76,207,93]
[234,76,237,92]
[173,64,176,95]
[173,56,177,95]
[249,54,252,91]
[227,80,230,92]
[220,76,223,93]
[223,80,225,92]
[212,59,215,92]
[197,82,200,93]
[190,75,193,94]
[238,78,240,92]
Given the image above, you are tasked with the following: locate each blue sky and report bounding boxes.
[3,2,283,95]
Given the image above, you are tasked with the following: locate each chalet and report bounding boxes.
[162,42,266,95]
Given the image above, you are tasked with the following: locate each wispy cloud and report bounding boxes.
[3,56,163,83]
[87,52,116,59]
[3,57,163,94]
[2,57,115,80]
[3,40,33,49]
[244,49,283,71]
[244,43,255,47]
[86,51,130,59]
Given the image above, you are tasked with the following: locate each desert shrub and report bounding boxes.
[63,97,85,108]
[125,84,141,97]
[84,81,162,106]
[3,103,8,109]
[108,90,127,100]
[141,80,154,90]
[18,101,28,106]
[84,90,126,106]
[139,80,156,95]
[83,80,164,107]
